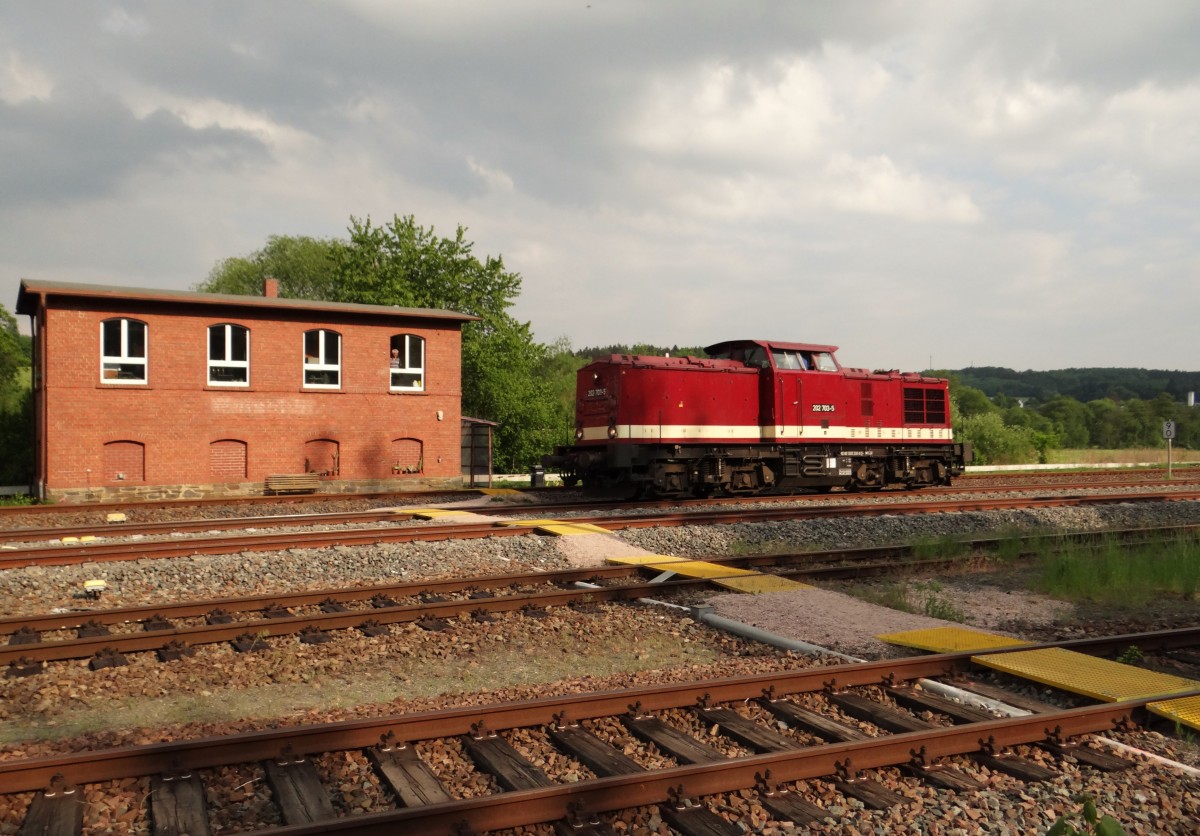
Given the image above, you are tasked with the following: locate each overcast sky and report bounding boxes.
[3,2,1198,373]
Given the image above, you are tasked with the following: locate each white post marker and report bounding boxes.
[1163,420,1176,479]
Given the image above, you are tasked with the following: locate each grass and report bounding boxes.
[1032,533,1200,607]
[1045,447,1200,465]
[848,579,969,623]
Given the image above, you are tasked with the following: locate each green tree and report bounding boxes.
[0,304,32,486]
[957,412,1039,465]
[953,385,998,418]
[0,304,26,390]
[197,235,340,299]
[332,215,551,470]
[1039,396,1091,448]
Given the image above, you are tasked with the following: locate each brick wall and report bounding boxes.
[38,298,466,495]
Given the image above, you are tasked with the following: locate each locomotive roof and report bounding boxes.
[705,339,840,355]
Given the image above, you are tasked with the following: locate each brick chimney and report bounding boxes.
[263,277,280,298]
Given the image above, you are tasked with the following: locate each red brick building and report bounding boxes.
[16,279,478,501]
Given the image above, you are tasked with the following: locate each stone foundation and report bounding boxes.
[46,476,466,504]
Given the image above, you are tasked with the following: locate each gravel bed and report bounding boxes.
[2,500,1199,834]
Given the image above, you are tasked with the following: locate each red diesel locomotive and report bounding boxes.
[546,339,971,496]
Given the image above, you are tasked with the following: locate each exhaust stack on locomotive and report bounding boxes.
[545,339,970,496]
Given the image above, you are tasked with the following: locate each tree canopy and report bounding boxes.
[197,216,560,470]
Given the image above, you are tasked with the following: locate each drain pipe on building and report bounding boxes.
[576,581,1200,778]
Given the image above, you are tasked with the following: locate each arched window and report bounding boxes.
[303,329,340,388]
[208,324,250,385]
[389,334,424,391]
[100,318,147,383]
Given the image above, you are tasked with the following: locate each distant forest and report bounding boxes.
[580,348,1200,405]
[950,367,1200,404]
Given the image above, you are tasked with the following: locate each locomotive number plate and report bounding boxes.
[587,387,609,398]
[811,404,836,412]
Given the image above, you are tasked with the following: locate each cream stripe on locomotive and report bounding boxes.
[581,425,955,442]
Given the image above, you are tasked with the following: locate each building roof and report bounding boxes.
[15,279,480,323]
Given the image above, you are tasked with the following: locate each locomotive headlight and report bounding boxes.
[607,424,618,439]
[575,428,584,441]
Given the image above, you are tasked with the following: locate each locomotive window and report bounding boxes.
[812,352,837,372]
[744,346,769,368]
[100,318,148,383]
[303,329,341,388]
[208,324,249,386]
[771,350,809,370]
[389,334,425,392]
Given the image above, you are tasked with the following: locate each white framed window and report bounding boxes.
[303,329,341,388]
[389,334,424,391]
[100,318,147,384]
[208,324,250,386]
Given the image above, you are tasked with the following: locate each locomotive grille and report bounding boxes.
[903,387,947,424]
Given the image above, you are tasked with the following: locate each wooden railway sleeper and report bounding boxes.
[8,626,41,645]
[88,646,127,670]
[155,639,194,663]
[5,656,41,678]
[357,618,390,637]
[142,614,174,631]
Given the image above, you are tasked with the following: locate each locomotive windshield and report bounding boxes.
[770,349,837,371]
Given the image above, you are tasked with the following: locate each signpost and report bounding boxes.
[1163,420,1176,479]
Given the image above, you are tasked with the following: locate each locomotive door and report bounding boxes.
[775,373,805,440]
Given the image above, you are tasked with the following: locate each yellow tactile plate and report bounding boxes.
[395,508,472,519]
[605,554,691,566]
[607,556,811,593]
[478,488,522,495]
[973,647,1200,703]
[1148,695,1200,732]
[715,575,812,593]
[536,522,613,536]
[492,515,614,534]
[876,626,1032,653]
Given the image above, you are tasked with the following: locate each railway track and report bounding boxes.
[4,487,1200,571]
[4,633,1196,834]
[6,523,1198,670]
[5,474,1200,545]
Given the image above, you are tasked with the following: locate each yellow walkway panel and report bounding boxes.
[479,488,522,495]
[877,626,1031,654]
[1148,695,1200,730]
[607,555,811,593]
[492,518,610,534]
[606,554,691,567]
[973,647,1200,703]
[398,508,473,519]
[716,575,812,593]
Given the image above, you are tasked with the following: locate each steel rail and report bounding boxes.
[3,630,1199,794]
[7,475,1200,544]
[0,578,710,665]
[269,697,1166,835]
[4,488,1200,571]
[9,472,1200,544]
[7,520,1196,636]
